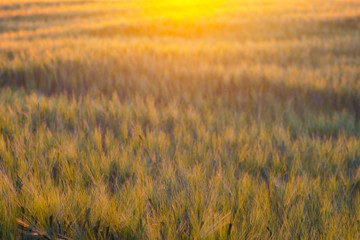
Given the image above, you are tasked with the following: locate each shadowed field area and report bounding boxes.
[0,0,360,239]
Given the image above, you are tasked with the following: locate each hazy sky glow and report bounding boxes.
[138,0,226,20]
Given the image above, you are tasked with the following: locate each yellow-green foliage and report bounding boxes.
[0,0,360,239]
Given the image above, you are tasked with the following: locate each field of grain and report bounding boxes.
[1,0,360,239]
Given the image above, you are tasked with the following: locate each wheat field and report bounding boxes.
[0,0,360,239]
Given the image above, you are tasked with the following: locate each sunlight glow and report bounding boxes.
[140,0,226,20]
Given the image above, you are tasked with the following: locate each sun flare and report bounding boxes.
[140,0,226,20]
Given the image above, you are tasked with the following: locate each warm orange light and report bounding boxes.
[139,0,226,20]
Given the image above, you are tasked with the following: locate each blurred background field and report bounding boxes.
[0,0,360,239]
